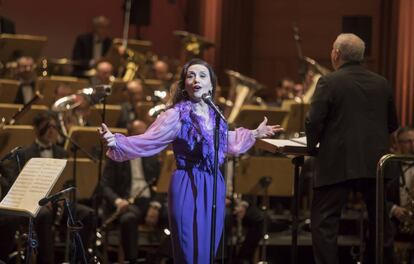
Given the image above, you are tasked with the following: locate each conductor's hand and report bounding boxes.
[99,123,116,147]
[253,117,284,138]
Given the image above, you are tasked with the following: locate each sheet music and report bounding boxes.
[289,136,307,146]
[0,158,66,217]
[261,138,305,147]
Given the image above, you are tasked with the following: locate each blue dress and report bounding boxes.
[107,100,256,263]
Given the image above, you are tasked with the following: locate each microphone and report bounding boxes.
[201,93,226,121]
[38,186,76,206]
[80,84,112,104]
[0,146,22,163]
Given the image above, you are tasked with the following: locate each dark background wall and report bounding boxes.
[250,0,380,88]
[0,0,186,59]
[1,0,381,89]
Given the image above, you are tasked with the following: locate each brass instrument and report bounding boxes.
[174,30,214,59]
[224,70,265,124]
[302,57,331,103]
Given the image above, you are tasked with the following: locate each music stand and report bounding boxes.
[85,104,121,127]
[106,79,127,105]
[235,156,294,196]
[155,150,176,193]
[64,126,127,159]
[282,102,310,135]
[0,79,19,103]
[112,38,152,54]
[231,105,288,130]
[51,158,101,200]
[35,76,89,106]
[0,125,35,158]
[256,138,311,264]
[0,34,47,62]
[0,104,48,125]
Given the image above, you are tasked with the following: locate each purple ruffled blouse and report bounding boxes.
[106,100,256,166]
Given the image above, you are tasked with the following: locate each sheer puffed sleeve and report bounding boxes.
[107,108,181,161]
[227,127,256,155]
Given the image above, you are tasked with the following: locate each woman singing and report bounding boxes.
[99,58,282,263]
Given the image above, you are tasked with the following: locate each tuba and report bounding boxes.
[224,70,265,124]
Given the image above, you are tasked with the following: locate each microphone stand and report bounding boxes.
[209,111,228,264]
[52,126,97,262]
[61,197,88,264]
[89,95,110,263]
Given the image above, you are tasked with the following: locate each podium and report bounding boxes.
[0,125,36,158]
[0,104,48,125]
[51,158,101,199]
[84,104,121,127]
[0,79,19,103]
[64,126,127,158]
[0,34,47,62]
[231,105,288,130]
[35,76,89,106]
[256,138,311,264]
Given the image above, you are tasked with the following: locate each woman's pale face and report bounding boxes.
[184,64,213,101]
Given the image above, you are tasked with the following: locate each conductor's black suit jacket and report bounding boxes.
[305,61,399,188]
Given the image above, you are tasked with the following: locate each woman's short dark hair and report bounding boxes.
[170,58,217,106]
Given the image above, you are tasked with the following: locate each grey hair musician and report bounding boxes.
[306,33,399,264]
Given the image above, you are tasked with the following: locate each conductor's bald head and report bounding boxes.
[331,33,365,70]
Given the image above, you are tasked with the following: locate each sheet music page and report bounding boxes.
[290,136,307,146]
[0,158,67,217]
[261,139,305,147]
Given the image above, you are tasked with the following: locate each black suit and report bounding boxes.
[306,61,399,264]
[0,16,16,34]
[72,33,112,76]
[0,143,94,264]
[101,156,166,261]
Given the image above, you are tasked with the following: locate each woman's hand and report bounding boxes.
[253,117,284,138]
[98,123,116,147]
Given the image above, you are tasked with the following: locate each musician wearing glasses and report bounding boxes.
[0,112,94,264]
[101,119,167,263]
[386,126,414,262]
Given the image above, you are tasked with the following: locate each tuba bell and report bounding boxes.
[224,70,265,124]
